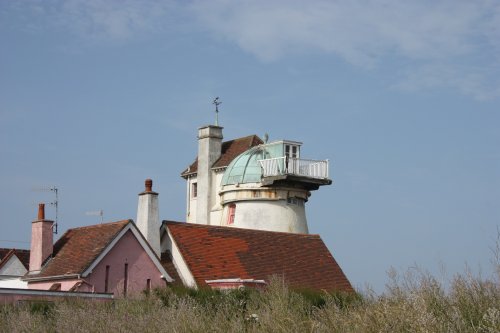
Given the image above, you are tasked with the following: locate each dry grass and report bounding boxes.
[1,265,499,332]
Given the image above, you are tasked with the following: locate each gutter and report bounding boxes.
[22,274,80,282]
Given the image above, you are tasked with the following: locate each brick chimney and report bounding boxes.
[196,125,223,225]
[29,203,53,273]
[136,179,161,257]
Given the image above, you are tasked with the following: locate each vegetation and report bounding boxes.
[1,267,499,333]
[4,234,500,332]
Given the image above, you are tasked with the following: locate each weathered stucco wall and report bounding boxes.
[230,200,308,234]
[85,230,166,296]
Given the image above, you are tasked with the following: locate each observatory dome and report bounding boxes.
[221,145,267,185]
[221,141,286,186]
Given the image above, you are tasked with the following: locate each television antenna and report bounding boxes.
[86,209,104,224]
[32,186,59,234]
[213,97,221,126]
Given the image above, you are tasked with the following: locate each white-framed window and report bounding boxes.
[285,144,299,159]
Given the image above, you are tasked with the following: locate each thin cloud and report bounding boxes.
[3,0,175,42]
[3,0,500,99]
[189,0,500,100]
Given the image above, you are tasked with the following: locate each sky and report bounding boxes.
[1,0,499,293]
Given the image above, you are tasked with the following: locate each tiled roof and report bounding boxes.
[0,248,30,270]
[164,221,353,292]
[181,135,263,177]
[34,220,129,278]
[0,249,10,260]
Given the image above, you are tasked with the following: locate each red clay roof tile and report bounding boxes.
[164,221,353,292]
[181,135,263,177]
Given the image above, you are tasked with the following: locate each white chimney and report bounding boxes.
[29,203,53,273]
[196,125,223,225]
[136,179,161,257]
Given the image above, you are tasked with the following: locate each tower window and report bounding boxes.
[192,183,198,198]
[228,204,236,225]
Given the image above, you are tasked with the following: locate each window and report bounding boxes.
[285,144,299,159]
[228,204,236,225]
[192,182,198,198]
[124,263,128,297]
[146,279,151,291]
[105,265,110,293]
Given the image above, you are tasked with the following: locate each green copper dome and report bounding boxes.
[221,142,284,185]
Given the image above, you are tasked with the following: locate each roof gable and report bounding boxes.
[0,249,30,271]
[33,220,129,278]
[181,135,263,177]
[164,221,353,292]
[26,220,172,282]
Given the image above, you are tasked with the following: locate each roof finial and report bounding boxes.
[213,97,221,126]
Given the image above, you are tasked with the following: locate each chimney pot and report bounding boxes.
[38,203,45,220]
[145,179,153,192]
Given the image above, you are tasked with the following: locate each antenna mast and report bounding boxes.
[32,186,59,234]
[86,210,104,224]
[213,97,222,126]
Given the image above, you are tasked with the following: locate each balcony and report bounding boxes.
[259,157,329,180]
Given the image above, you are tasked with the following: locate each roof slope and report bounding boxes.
[181,135,263,177]
[34,220,129,278]
[165,221,353,292]
[0,249,11,261]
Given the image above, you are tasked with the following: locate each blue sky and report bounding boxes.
[1,0,499,292]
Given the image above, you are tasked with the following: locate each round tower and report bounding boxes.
[218,140,331,234]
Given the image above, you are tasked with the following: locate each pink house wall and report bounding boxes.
[28,230,166,296]
[29,279,83,291]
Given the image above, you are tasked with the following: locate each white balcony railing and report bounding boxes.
[259,157,329,179]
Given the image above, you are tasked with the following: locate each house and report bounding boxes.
[2,121,352,296]
[23,203,172,296]
[0,248,30,280]
[157,124,353,292]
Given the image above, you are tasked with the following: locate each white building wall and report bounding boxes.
[187,176,198,224]
[232,200,308,234]
[161,230,197,288]
[209,170,225,226]
[0,278,28,288]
